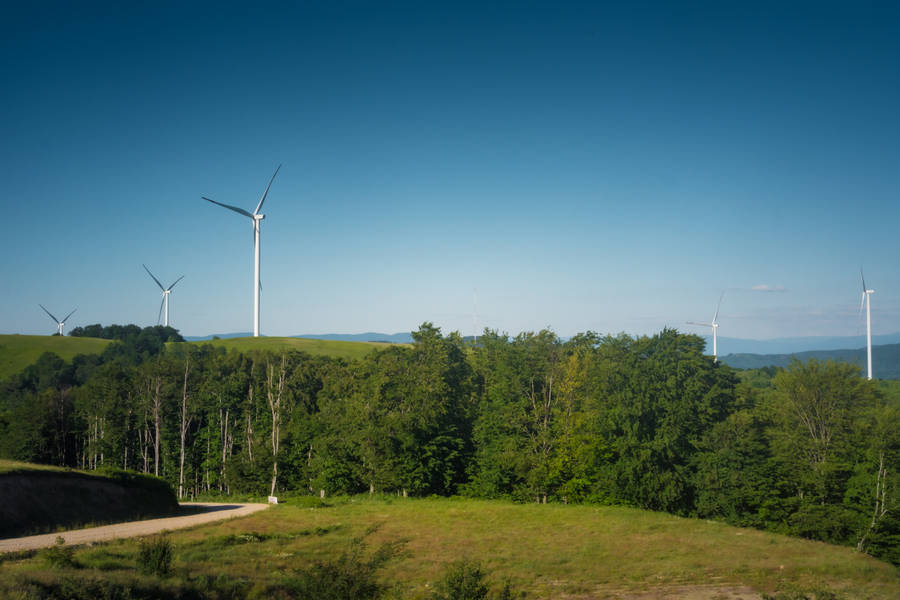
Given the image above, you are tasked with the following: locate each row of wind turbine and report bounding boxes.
[687,271,877,378]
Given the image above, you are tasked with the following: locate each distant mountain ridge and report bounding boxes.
[720,342,900,380]
[700,332,900,355]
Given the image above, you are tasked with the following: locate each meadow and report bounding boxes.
[185,336,402,360]
[0,334,111,380]
[1,496,897,599]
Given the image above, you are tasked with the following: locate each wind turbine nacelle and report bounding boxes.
[255,213,265,220]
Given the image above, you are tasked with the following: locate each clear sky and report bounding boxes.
[2,1,899,340]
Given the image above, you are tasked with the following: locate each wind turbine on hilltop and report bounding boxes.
[143,264,184,328]
[203,165,281,337]
[39,304,76,336]
[860,269,874,380]
[687,292,724,363]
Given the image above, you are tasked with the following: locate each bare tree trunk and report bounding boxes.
[153,377,161,477]
[857,451,889,553]
[267,355,287,497]
[179,355,192,498]
[246,386,255,464]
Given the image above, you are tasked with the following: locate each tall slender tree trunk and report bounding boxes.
[267,355,286,497]
[178,355,192,498]
[153,377,161,477]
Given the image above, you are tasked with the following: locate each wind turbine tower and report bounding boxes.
[687,292,724,363]
[39,304,76,336]
[860,269,875,380]
[473,288,478,345]
[203,165,281,337]
[143,264,184,327]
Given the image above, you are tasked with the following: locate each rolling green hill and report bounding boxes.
[721,342,900,379]
[0,334,111,381]
[184,336,402,360]
[1,495,897,598]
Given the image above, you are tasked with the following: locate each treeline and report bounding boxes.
[1,324,898,564]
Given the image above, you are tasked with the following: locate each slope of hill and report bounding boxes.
[186,336,400,360]
[0,334,111,381]
[0,460,178,538]
[1,496,897,598]
[721,342,900,379]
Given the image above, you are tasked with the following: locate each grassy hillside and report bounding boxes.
[0,460,178,538]
[0,334,111,381]
[184,336,402,360]
[722,342,900,379]
[1,496,896,599]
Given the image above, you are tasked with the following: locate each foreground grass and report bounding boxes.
[184,336,401,360]
[0,334,110,381]
[1,496,897,599]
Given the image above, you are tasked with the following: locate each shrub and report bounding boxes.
[40,536,76,569]
[431,559,489,600]
[137,535,173,576]
[280,530,404,600]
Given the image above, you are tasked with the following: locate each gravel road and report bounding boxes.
[0,502,269,553]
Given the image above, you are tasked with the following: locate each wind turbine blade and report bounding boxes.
[61,309,77,323]
[860,291,866,315]
[167,275,185,291]
[158,297,166,325]
[861,268,868,293]
[203,196,254,218]
[687,321,714,328]
[254,164,281,215]
[143,264,165,291]
[713,291,724,323]
[39,304,59,323]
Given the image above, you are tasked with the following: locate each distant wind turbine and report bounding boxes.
[39,304,76,336]
[143,264,184,328]
[203,165,281,338]
[687,292,724,363]
[860,269,874,380]
[473,288,478,344]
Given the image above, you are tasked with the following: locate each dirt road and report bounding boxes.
[0,502,269,553]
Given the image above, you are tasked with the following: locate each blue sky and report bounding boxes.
[2,1,899,340]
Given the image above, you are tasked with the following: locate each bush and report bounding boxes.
[40,536,76,569]
[431,559,489,600]
[137,536,173,576]
[280,530,404,600]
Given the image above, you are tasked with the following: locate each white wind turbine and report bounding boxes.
[203,165,280,338]
[687,292,724,363]
[39,304,76,336]
[860,269,874,380]
[143,264,184,328]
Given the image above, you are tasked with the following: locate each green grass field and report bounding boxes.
[0,334,111,381]
[184,336,402,360]
[1,496,896,599]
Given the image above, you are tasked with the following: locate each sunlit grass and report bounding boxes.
[2,495,896,599]
[0,334,111,380]
[182,336,403,360]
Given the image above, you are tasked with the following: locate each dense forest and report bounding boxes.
[1,324,898,565]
